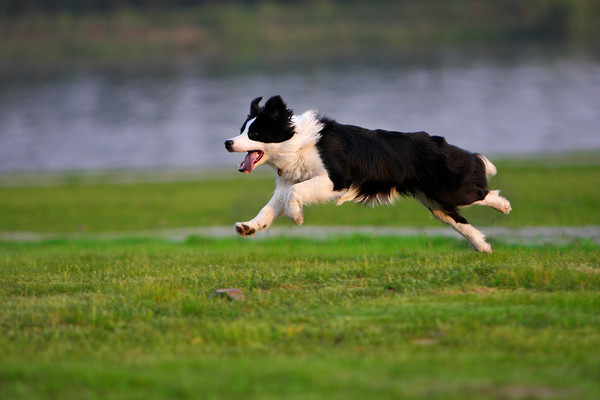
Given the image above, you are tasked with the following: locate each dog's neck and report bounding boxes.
[268,110,326,182]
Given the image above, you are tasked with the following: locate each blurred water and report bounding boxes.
[1,46,599,172]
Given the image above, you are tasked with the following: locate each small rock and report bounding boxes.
[411,338,439,346]
[212,288,245,301]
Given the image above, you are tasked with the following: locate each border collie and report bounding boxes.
[225,96,511,253]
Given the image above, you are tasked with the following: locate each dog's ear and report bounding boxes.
[264,95,292,121]
[249,97,263,117]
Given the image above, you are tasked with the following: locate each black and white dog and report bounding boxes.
[225,96,511,253]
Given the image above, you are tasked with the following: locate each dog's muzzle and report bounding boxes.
[224,140,234,152]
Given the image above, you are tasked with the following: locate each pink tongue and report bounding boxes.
[239,151,260,173]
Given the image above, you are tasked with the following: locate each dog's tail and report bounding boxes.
[478,155,497,179]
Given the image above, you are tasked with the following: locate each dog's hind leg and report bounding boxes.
[431,208,492,253]
[415,192,492,253]
[472,190,512,214]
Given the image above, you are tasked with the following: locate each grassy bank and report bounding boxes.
[1,160,599,233]
[2,1,599,65]
[1,236,599,398]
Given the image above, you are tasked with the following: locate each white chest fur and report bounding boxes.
[267,110,327,183]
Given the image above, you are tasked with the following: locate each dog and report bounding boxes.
[225,95,511,253]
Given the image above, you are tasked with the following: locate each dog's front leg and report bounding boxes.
[235,178,291,237]
[284,174,338,225]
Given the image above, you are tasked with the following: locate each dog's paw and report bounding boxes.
[499,197,512,214]
[285,199,304,225]
[285,206,304,225]
[289,213,304,226]
[488,190,512,214]
[474,241,492,254]
[234,222,256,237]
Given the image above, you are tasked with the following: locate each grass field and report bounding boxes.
[1,159,599,399]
[1,237,599,399]
[1,159,599,233]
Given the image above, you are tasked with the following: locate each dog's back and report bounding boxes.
[316,118,489,208]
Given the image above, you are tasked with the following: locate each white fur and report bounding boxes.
[234,178,291,236]
[414,191,491,253]
[269,111,328,182]
[432,209,492,253]
[228,117,257,151]
[478,155,497,179]
[232,111,347,236]
[472,190,512,214]
[242,117,256,136]
[337,186,400,207]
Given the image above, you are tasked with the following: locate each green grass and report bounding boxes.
[1,160,599,233]
[1,158,599,398]
[1,236,599,399]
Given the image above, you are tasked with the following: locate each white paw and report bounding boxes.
[285,209,304,225]
[499,197,512,214]
[285,198,304,225]
[474,241,492,253]
[489,190,511,214]
[234,222,257,237]
[290,214,304,225]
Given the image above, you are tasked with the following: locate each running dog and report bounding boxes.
[225,95,511,252]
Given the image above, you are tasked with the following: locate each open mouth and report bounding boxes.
[238,150,264,173]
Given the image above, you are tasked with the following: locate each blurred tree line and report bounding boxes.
[3,0,595,40]
[1,0,597,62]
[0,0,595,19]
[4,0,273,15]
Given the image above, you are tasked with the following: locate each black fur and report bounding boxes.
[240,95,295,143]
[315,117,489,221]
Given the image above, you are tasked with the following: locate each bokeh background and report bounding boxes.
[1,0,599,174]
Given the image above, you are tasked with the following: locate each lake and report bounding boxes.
[1,45,599,173]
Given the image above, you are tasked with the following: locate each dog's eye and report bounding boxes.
[248,131,257,139]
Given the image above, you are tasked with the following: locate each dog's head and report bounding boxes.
[225,95,294,173]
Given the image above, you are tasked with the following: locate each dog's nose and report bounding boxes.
[224,140,234,152]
